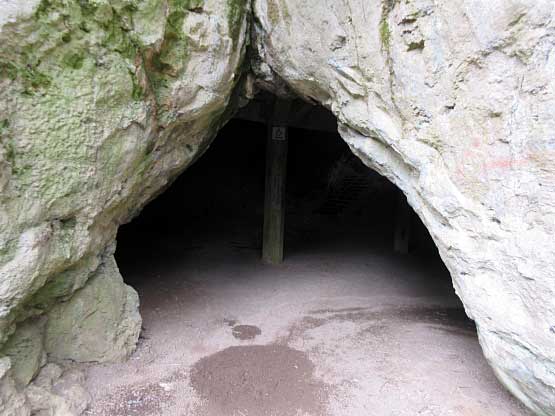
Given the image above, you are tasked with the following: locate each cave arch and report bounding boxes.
[81,96,525,415]
[1,0,552,414]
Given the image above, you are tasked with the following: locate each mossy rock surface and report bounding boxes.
[0,0,249,378]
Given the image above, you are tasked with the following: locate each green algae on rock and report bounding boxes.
[0,0,250,412]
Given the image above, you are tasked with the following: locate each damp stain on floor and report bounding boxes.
[190,345,329,416]
[231,324,262,340]
[84,243,531,416]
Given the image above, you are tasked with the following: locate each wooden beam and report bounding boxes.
[262,100,291,264]
[394,193,412,254]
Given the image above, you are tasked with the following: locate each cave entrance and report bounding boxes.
[84,96,525,415]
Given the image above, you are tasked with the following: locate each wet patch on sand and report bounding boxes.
[309,306,370,314]
[232,324,262,340]
[287,305,477,342]
[190,345,329,416]
[315,305,474,328]
[396,306,476,332]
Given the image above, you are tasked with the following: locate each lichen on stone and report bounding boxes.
[379,0,399,52]
[0,1,249,397]
[379,18,391,50]
[228,0,248,46]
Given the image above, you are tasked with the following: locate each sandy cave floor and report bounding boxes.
[82,227,530,416]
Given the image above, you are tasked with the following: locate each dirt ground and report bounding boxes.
[83,225,530,416]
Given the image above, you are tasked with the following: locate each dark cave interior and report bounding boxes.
[116,102,442,284]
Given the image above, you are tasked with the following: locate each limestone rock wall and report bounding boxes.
[1,0,554,414]
[0,0,250,412]
[44,249,141,363]
[251,1,555,414]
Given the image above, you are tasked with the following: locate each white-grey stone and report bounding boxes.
[0,317,46,386]
[26,364,90,416]
[0,358,31,416]
[1,0,248,412]
[251,1,555,414]
[44,251,141,363]
[0,0,249,367]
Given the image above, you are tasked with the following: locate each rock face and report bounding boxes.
[1,317,46,387]
[25,364,90,416]
[252,1,555,414]
[0,358,29,416]
[44,249,141,363]
[0,0,554,414]
[0,0,250,412]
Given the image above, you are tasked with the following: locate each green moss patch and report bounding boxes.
[379,0,400,52]
[379,18,391,50]
[228,0,248,46]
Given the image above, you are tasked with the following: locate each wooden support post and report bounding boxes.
[262,100,291,264]
[394,193,412,254]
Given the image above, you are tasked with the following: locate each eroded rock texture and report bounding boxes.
[252,1,555,414]
[0,0,249,413]
[0,0,554,414]
[44,248,141,363]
